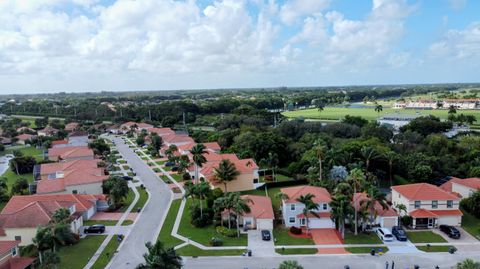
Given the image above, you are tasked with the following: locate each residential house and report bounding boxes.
[238,195,274,230]
[48,146,94,162]
[280,185,335,229]
[391,183,462,229]
[119,122,153,134]
[53,131,89,148]
[440,177,480,198]
[13,134,35,146]
[15,127,36,134]
[0,241,35,269]
[37,126,58,137]
[65,122,79,132]
[352,193,398,229]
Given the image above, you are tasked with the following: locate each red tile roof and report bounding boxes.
[7,256,36,269]
[241,195,274,219]
[441,177,480,193]
[203,142,221,151]
[0,201,73,228]
[48,146,94,160]
[2,194,96,214]
[392,183,459,201]
[65,122,79,131]
[0,241,19,254]
[149,128,175,136]
[40,159,100,176]
[197,152,258,184]
[36,168,107,194]
[14,134,34,141]
[52,139,68,146]
[410,208,463,218]
[352,193,398,217]
[162,133,195,144]
[280,185,332,204]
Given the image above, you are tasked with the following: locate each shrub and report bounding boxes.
[264,175,273,181]
[289,226,302,235]
[401,215,412,227]
[216,226,237,237]
[210,237,223,246]
[182,172,192,181]
[190,205,213,228]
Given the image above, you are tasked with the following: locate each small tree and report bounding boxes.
[102,177,129,207]
[136,241,182,269]
[213,159,239,193]
[457,259,480,269]
[279,260,304,269]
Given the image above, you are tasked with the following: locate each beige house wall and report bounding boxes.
[213,173,254,192]
[0,228,37,246]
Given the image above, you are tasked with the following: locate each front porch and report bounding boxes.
[410,208,438,229]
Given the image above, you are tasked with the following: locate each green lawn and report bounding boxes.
[141,156,149,161]
[83,220,133,226]
[163,166,172,172]
[4,146,44,160]
[118,189,135,212]
[417,245,453,252]
[275,248,318,255]
[1,170,33,190]
[58,235,106,269]
[118,159,126,164]
[121,165,130,170]
[344,232,382,244]
[132,187,149,210]
[178,199,247,246]
[345,246,389,254]
[127,172,135,177]
[91,236,121,269]
[282,107,480,121]
[177,245,245,256]
[153,168,161,173]
[158,199,184,248]
[156,161,166,165]
[406,231,447,243]
[461,210,480,240]
[170,173,184,182]
[273,228,315,245]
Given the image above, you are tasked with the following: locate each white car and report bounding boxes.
[376,228,394,242]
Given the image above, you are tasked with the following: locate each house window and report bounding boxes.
[432,200,438,209]
[14,236,21,241]
[72,190,78,194]
[290,204,295,211]
[289,217,295,223]
[447,200,453,208]
[414,201,421,209]
[323,204,327,210]
[11,247,16,256]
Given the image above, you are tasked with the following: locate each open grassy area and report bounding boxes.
[273,228,315,245]
[158,199,184,248]
[121,165,130,170]
[282,107,480,121]
[118,159,126,164]
[127,172,135,177]
[178,199,247,247]
[1,170,33,189]
[275,248,318,255]
[141,156,149,160]
[417,245,453,252]
[176,245,245,256]
[118,189,135,212]
[156,160,166,165]
[4,146,44,160]
[406,231,447,243]
[58,235,106,269]
[344,232,382,244]
[132,187,149,210]
[83,220,133,226]
[461,210,480,240]
[345,246,389,254]
[91,235,120,269]
[170,173,184,182]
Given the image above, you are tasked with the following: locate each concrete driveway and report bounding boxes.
[247,230,276,257]
[432,227,480,251]
[310,229,349,254]
[383,239,421,254]
[106,136,173,269]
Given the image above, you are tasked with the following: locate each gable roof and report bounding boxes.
[36,168,107,194]
[40,159,100,175]
[48,146,94,160]
[441,177,480,193]
[15,134,34,141]
[0,201,74,228]
[392,183,459,201]
[280,185,332,204]
[149,128,175,136]
[352,193,398,217]
[2,194,96,215]
[0,241,19,254]
[65,122,79,131]
[241,195,274,219]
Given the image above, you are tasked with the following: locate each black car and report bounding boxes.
[439,225,461,239]
[261,230,271,241]
[391,226,408,241]
[85,225,106,234]
[122,176,133,181]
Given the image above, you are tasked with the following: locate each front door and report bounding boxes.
[428,218,434,228]
[300,218,306,226]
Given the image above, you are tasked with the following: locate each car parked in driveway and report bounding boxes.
[261,230,271,241]
[439,225,461,239]
[84,225,106,234]
[391,226,408,241]
[376,228,394,242]
[122,175,133,181]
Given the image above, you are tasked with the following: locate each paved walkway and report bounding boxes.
[247,230,277,257]
[310,229,349,254]
[90,212,138,221]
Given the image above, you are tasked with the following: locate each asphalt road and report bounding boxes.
[107,137,172,269]
[183,252,480,269]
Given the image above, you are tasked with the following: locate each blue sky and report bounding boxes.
[0,0,479,94]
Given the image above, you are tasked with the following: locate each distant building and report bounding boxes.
[65,122,80,132]
[14,134,35,146]
[37,126,59,137]
[48,146,94,162]
[440,177,480,198]
[377,113,421,130]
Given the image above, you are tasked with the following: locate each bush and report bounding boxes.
[182,172,192,181]
[264,175,273,182]
[216,226,237,237]
[401,215,412,227]
[289,226,302,235]
[190,205,213,228]
[210,237,223,246]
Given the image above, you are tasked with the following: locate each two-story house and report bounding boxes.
[440,177,480,199]
[280,185,334,229]
[391,183,462,229]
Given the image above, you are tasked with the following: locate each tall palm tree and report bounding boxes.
[194,182,211,218]
[213,159,239,193]
[136,241,182,269]
[213,196,228,227]
[360,146,381,173]
[275,192,290,224]
[296,194,319,235]
[374,104,383,115]
[190,144,208,183]
[330,193,352,239]
[384,151,398,187]
[457,259,480,269]
[230,193,252,237]
[347,168,366,235]
[183,181,196,203]
[260,152,279,181]
[314,141,326,182]
[360,185,388,228]
[177,155,191,174]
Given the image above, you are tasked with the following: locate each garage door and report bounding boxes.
[256,219,273,230]
[437,216,461,226]
[308,218,335,229]
[382,217,397,228]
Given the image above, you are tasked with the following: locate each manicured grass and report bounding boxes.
[118,189,135,212]
[156,161,166,165]
[163,166,172,171]
[91,235,120,269]
[127,172,135,177]
[158,199,184,248]
[153,168,161,173]
[83,220,133,226]
[118,159,126,164]
[141,156,149,160]
[406,231,447,243]
[417,245,453,252]
[273,228,315,245]
[344,232,382,244]
[178,199,247,246]
[282,107,480,121]
[1,170,33,190]
[461,210,480,240]
[170,173,184,182]
[148,162,155,166]
[121,165,130,170]
[176,245,245,256]
[132,187,149,210]
[58,235,106,269]
[4,146,44,160]
[345,246,389,254]
[275,248,318,255]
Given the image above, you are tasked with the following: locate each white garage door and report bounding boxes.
[381,217,398,228]
[437,216,461,226]
[308,218,335,229]
[256,219,273,230]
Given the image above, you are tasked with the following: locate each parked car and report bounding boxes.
[439,225,461,239]
[171,166,179,172]
[376,228,394,242]
[165,162,175,167]
[261,230,271,241]
[122,176,133,181]
[391,226,408,241]
[85,225,105,234]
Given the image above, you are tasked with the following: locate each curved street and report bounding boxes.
[107,136,173,269]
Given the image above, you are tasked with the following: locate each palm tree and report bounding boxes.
[360,185,388,228]
[177,155,191,174]
[275,192,290,224]
[374,104,383,115]
[213,196,228,227]
[330,193,352,239]
[296,194,319,235]
[183,181,196,203]
[136,241,182,269]
[33,226,53,264]
[384,151,398,187]
[360,146,381,173]
[395,204,407,216]
[190,144,208,183]
[457,259,480,269]
[230,193,252,237]
[194,182,211,218]
[448,105,457,115]
[42,250,60,269]
[314,140,326,182]
[347,168,366,235]
[260,152,279,181]
[213,159,239,193]
[279,260,304,269]
[315,100,325,112]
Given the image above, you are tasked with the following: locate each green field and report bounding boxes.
[157,199,184,248]
[417,245,453,252]
[282,107,480,121]
[406,231,447,243]
[91,235,120,269]
[58,235,105,269]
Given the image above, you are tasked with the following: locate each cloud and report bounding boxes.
[448,0,467,10]
[428,22,480,61]
[279,0,330,25]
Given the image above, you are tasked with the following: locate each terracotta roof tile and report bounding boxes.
[441,177,480,192]
[241,195,274,219]
[280,185,332,204]
[0,241,19,254]
[392,183,459,201]
[48,146,94,160]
